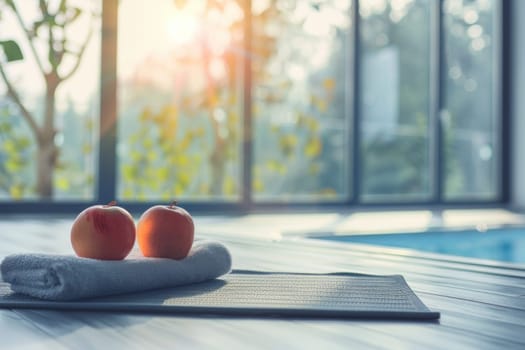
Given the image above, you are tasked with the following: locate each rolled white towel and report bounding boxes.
[0,240,231,301]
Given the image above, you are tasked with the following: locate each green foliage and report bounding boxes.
[247,1,347,199]
[118,0,245,199]
[0,40,23,62]
[54,112,96,199]
[442,1,496,199]
[359,0,497,200]
[120,105,204,199]
[0,0,98,199]
[253,109,329,197]
[359,0,431,199]
[362,134,428,196]
[0,105,32,198]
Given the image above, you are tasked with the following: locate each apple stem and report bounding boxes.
[106,200,117,207]
[169,200,178,208]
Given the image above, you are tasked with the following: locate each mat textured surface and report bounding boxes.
[0,271,440,320]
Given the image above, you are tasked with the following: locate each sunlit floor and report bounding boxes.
[2,208,524,265]
[193,208,525,239]
[192,208,525,264]
[2,208,524,239]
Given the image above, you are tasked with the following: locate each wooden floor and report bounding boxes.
[0,214,524,350]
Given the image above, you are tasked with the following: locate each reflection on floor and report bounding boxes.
[193,208,525,239]
[1,208,524,242]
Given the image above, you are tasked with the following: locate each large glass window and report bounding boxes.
[0,0,505,211]
[443,0,499,200]
[0,0,101,201]
[359,0,432,201]
[117,0,243,202]
[252,0,352,202]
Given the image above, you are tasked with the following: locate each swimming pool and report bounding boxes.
[313,227,525,264]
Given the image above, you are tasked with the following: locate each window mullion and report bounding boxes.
[352,0,361,204]
[98,0,118,204]
[242,0,253,209]
[430,0,444,202]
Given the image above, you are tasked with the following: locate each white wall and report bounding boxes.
[511,0,525,211]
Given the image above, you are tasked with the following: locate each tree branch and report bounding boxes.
[0,63,41,141]
[8,1,46,75]
[41,1,59,73]
[60,25,94,81]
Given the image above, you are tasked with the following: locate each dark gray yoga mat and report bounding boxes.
[0,271,440,320]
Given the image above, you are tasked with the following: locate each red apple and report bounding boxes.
[137,202,194,259]
[70,201,136,260]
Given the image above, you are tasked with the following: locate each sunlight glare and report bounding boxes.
[166,10,199,46]
[209,59,226,80]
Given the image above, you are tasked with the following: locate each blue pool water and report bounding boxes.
[315,228,525,264]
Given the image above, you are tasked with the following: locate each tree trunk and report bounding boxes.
[36,137,56,198]
[210,138,225,196]
[36,74,59,199]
